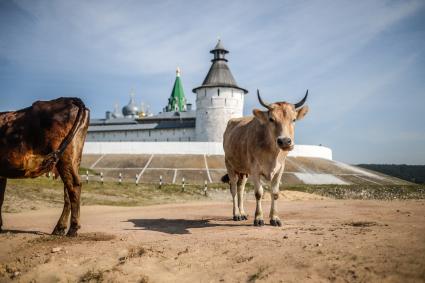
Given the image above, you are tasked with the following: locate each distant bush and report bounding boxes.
[285,184,425,200]
[357,164,425,184]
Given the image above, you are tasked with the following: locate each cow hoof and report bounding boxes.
[233,215,241,221]
[270,219,282,227]
[241,215,248,220]
[254,219,264,226]
[66,228,78,237]
[52,226,66,236]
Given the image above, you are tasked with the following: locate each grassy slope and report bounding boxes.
[3,178,216,213]
[3,178,424,213]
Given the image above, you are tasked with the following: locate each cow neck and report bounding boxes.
[253,120,280,157]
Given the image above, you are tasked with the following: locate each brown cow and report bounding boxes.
[0,97,89,236]
[222,90,308,226]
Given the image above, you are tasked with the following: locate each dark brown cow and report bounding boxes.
[0,97,89,236]
[222,90,308,227]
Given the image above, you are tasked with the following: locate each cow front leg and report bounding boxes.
[253,176,264,226]
[269,169,283,227]
[237,175,248,220]
[0,178,6,232]
[52,187,71,236]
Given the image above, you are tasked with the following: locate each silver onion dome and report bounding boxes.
[122,94,139,117]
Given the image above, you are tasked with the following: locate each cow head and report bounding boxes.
[253,89,309,151]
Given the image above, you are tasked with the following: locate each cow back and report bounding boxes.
[0,97,86,178]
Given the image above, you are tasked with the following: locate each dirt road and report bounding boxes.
[1,199,425,282]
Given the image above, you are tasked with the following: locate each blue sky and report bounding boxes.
[1,0,424,164]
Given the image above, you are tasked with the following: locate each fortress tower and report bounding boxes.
[193,40,248,142]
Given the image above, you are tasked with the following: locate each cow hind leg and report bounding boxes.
[52,186,71,236]
[56,161,81,237]
[228,172,241,221]
[237,174,248,220]
[67,169,81,237]
[0,178,6,232]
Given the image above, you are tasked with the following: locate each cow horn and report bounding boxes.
[257,89,271,109]
[294,89,308,109]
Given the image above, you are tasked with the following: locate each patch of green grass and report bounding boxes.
[79,269,104,283]
[78,167,98,176]
[119,246,146,264]
[247,266,268,283]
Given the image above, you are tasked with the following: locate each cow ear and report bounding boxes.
[253,109,267,124]
[296,105,309,121]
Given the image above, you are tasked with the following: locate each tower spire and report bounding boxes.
[166,67,187,112]
[210,39,229,62]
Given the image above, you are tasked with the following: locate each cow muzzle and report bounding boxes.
[277,137,294,151]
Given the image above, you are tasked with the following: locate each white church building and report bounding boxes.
[84,40,332,160]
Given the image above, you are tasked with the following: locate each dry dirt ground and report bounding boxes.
[1,197,425,283]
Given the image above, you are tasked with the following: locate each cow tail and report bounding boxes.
[56,98,88,156]
[221,174,230,184]
[41,98,88,170]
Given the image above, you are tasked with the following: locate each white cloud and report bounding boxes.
[5,0,423,99]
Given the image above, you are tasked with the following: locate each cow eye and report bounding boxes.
[269,117,275,123]
[292,119,296,123]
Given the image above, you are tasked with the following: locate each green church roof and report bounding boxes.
[166,67,187,112]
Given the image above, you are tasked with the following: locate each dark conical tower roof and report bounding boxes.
[192,40,248,94]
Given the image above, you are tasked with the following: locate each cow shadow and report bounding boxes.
[125,218,250,234]
[0,229,49,236]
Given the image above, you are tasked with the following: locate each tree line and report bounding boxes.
[357,164,425,184]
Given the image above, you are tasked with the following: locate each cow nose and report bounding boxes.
[277,137,292,147]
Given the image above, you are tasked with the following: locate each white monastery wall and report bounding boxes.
[195,87,245,142]
[86,128,196,142]
[83,142,332,160]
